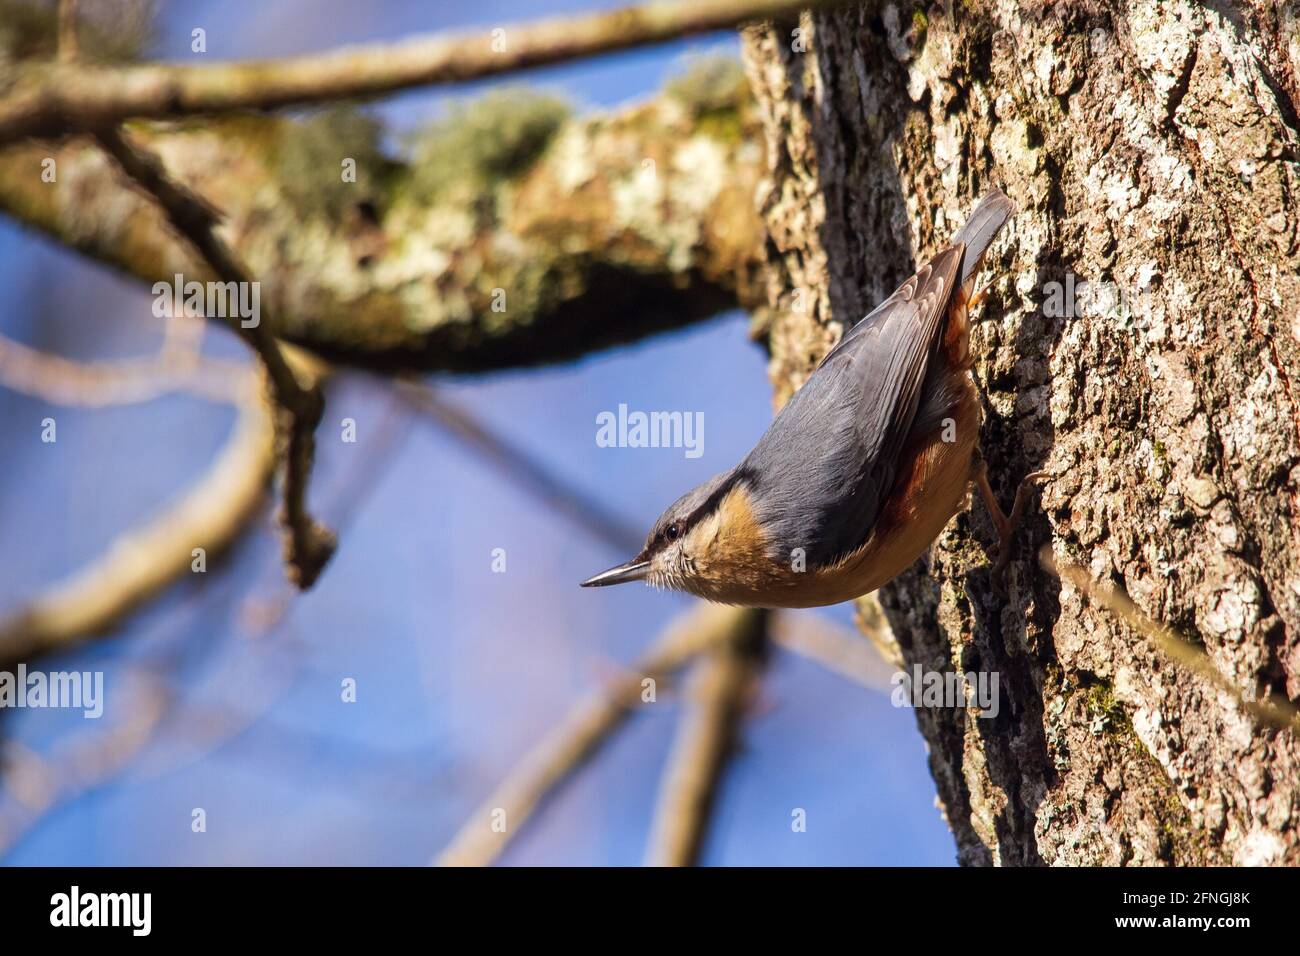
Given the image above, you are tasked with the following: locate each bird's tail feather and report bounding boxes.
[952,188,1016,288]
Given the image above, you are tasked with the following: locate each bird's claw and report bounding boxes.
[977,467,1050,596]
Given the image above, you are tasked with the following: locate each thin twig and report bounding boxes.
[643,608,767,866]
[396,380,642,554]
[91,126,336,588]
[0,0,851,144]
[236,379,413,635]
[772,608,895,692]
[436,604,761,867]
[0,325,247,406]
[0,670,169,854]
[1041,548,1300,735]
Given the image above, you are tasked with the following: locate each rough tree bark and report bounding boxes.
[743,1,1300,865]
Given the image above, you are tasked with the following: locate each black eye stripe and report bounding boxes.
[657,468,755,547]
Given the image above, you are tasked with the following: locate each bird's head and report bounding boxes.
[580,470,765,596]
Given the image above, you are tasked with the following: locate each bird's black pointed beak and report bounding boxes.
[580,559,650,588]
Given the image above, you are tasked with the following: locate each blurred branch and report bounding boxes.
[772,606,895,692]
[0,386,413,857]
[92,126,335,588]
[0,320,247,407]
[0,387,275,669]
[397,380,642,554]
[0,637,299,857]
[436,603,761,867]
[0,670,170,854]
[0,660,440,857]
[644,609,767,866]
[1041,549,1300,735]
[0,0,843,144]
[56,0,78,62]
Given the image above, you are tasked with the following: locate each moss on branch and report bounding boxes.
[0,73,766,373]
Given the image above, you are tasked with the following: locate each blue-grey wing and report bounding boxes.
[739,245,964,566]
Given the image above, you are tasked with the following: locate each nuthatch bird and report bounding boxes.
[581,189,1043,608]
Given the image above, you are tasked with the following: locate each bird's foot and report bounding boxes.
[974,463,1049,595]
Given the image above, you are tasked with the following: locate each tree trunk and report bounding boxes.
[743,0,1300,865]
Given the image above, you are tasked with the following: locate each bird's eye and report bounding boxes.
[665,522,681,541]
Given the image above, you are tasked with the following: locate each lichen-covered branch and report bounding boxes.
[0,0,849,144]
[0,78,767,373]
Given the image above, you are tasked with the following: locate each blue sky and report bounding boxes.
[0,0,954,865]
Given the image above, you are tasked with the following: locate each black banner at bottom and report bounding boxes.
[0,865,1284,939]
